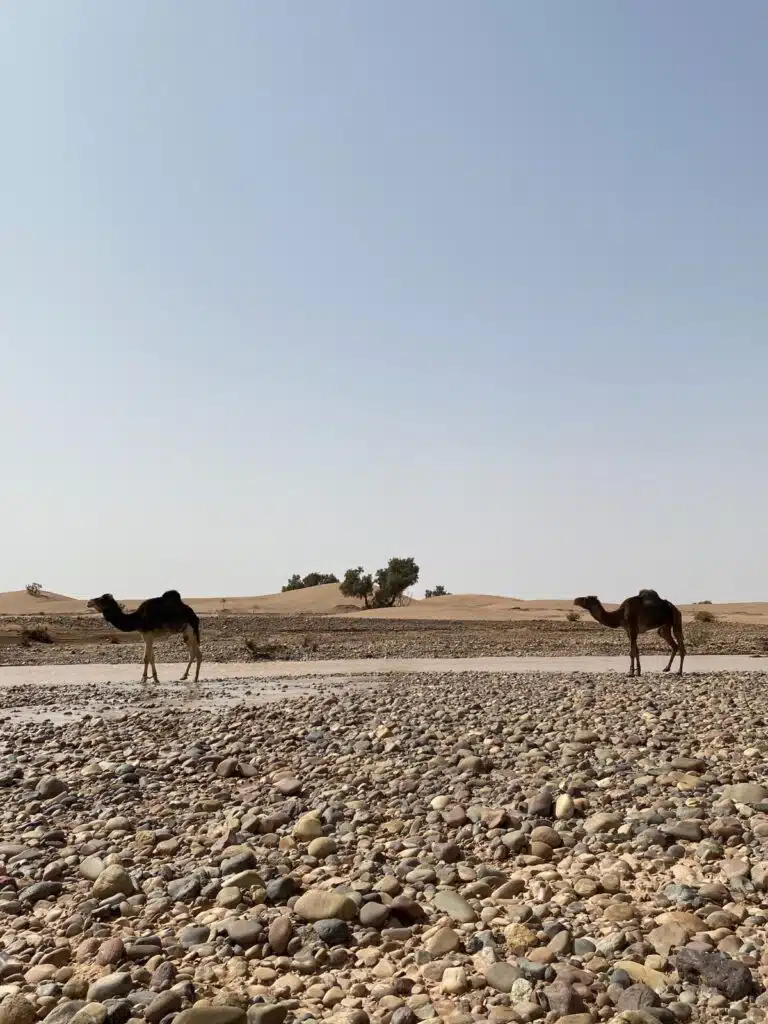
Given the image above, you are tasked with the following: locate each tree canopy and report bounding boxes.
[282,572,339,592]
[340,557,419,609]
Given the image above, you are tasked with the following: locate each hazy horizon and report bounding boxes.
[2,2,766,602]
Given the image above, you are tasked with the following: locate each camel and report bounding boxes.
[573,589,686,677]
[87,590,202,683]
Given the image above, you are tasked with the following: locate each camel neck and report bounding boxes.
[101,604,139,633]
[591,602,622,628]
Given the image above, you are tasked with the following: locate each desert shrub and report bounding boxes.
[694,609,716,623]
[282,572,339,592]
[695,599,713,605]
[302,635,319,656]
[425,585,450,598]
[21,626,54,644]
[25,583,43,598]
[244,638,283,661]
[566,609,581,622]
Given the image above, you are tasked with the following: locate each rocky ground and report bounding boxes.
[2,615,767,666]
[0,670,767,1024]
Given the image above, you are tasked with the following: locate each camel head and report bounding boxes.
[573,595,599,612]
[87,593,117,613]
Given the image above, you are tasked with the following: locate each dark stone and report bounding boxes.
[264,877,297,903]
[18,881,62,904]
[466,930,498,953]
[103,999,132,1024]
[313,918,352,945]
[675,947,755,1000]
[387,897,426,923]
[221,851,256,875]
[167,876,201,902]
[390,1010,417,1024]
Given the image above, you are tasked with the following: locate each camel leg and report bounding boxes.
[627,625,640,676]
[141,636,150,683]
[146,637,160,683]
[181,626,199,682]
[673,617,686,676]
[659,624,678,673]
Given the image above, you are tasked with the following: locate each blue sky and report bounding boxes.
[1,1,766,601]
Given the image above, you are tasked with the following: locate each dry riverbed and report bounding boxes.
[3,615,768,667]
[1,669,768,1024]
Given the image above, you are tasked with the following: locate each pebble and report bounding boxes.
[86,974,133,1002]
[432,889,476,923]
[293,890,357,921]
[0,996,36,1024]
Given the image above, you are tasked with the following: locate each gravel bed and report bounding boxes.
[0,670,767,1024]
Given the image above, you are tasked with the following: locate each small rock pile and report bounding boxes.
[0,670,767,1024]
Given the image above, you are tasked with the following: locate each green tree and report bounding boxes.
[339,566,374,608]
[425,584,450,598]
[282,574,304,592]
[373,556,420,607]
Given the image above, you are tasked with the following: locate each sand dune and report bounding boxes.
[0,590,89,615]
[0,584,766,623]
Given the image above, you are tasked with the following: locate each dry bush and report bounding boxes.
[25,583,43,598]
[244,638,283,661]
[302,635,319,656]
[694,609,716,624]
[21,626,54,644]
[565,609,581,623]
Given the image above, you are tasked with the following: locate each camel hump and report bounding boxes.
[161,589,183,603]
[638,588,662,602]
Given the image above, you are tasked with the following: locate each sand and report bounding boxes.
[1,583,766,623]
[0,653,764,687]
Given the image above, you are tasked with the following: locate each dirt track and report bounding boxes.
[0,655,764,725]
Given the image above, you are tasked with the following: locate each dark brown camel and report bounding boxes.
[87,590,202,683]
[573,589,686,676]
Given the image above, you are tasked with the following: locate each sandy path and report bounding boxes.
[0,654,764,686]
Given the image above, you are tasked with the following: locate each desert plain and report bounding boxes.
[1,584,768,1024]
